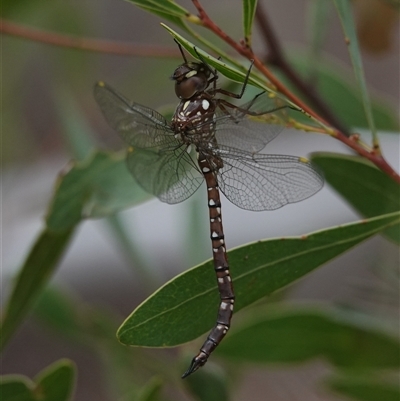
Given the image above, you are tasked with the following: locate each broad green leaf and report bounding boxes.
[46,150,150,231]
[328,375,400,401]
[117,212,399,347]
[243,0,258,44]
[1,228,74,351]
[312,153,400,243]
[333,0,377,140]
[0,360,75,401]
[34,359,76,401]
[216,306,399,368]
[0,376,35,401]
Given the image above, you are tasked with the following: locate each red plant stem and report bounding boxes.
[191,0,400,183]
[1,18,179,58]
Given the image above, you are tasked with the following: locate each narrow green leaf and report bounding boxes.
[243,0,258,44]
[173,12,264,84]
[46,150,150,231]
[162,24,309,119]
[117,212,399,347]
[125,0,189,18]
[328,375,400,401]
[305,0,332,80]
[1,228,74,351]
[162,24,270,91]
[312,153,400,243]
[0,376,35,401]
[333,0,377,141]
[34,359,76,401]
[125,0,192,32]
[306,0,332,57]
[216,306,399,368]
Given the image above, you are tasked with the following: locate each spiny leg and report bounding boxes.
[175,39,188,63]
[212,60,254,99]
[182,156,235,378]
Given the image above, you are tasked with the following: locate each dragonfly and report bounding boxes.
[94,45,323,378]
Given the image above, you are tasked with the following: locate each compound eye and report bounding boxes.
[175,75,207,99]
[172,65,189,82]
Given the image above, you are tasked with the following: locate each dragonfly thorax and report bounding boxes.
[171,93,217,145]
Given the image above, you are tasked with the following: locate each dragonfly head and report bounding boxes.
[171,62,211,100]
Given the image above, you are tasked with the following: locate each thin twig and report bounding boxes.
[1,18,180,58]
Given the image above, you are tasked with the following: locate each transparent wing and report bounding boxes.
[94,82,177,149]
[127,145,204,204]
[214,115,284,154]
[94,82,202,204]
[215,146,323,211]
[214,91,289,153]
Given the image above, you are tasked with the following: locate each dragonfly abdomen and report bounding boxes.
[182,155,234,378]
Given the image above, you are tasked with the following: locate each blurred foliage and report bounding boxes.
[0,359,76,401]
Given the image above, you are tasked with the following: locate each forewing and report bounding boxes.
[214,91,289,153]
[214,115,285,154]
[215,146,323,211]
[94,82,176,149]
[126,146,204,204]
[94,82,201,204]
